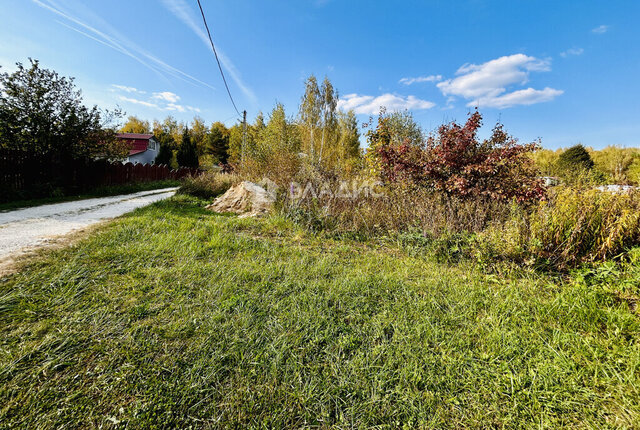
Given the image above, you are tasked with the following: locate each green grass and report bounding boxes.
[1,195,638,428]
[0,180,181,212]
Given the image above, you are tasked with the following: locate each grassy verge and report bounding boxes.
[0,180,181,212]
[1,195,638,428]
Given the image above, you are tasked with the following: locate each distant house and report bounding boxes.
[117,133,159,165]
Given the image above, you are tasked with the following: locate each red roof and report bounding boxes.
[116,133,154,156]
[117,133,154,139]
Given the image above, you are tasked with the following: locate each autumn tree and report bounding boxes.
[262,103,300,154]
[372,110,544,202]
[190,116,208,156]
[318,77,338,164]
[227,123,244,166]
[250,111,266,151]
[152,119,177,166]
[240,103,300,183]
[530,148,561,176]
[337,110,361,161]
[590,146,639,184]
[120,116,150,134]
[299,75,322,161]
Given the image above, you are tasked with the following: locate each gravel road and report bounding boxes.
[0,188,177,264]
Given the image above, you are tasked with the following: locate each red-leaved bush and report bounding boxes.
[371,110,545,202]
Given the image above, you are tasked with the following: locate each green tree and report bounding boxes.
[0,59,126,163]
[555,144,597,184]
[206,122,230,165]
[160,116,182,148]
[557,144,594,172]
[387,110,423,146]
[155,142,173,166]
[152,118,178,166]
[176,127,198,168]
[119,116,150,134]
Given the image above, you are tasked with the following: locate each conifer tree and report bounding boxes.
[176,126,199,168]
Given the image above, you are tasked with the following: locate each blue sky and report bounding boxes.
[1,0,638,149]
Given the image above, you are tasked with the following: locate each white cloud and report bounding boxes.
[115,89,200,113]
[399,75,442,85]
[592,25,609,34]
[118,96,159,109]
[165,103,185,112]
[471,87,564,109]
[161,0,257,104]
[560,48,584,58]
[152,91,181,103]
[165,103,201,113]
[111,84,144,93]
[338,93,435,115]
[437,54,562,108]
[438,54,550,99]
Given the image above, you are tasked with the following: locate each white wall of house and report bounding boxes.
[126,138,159,165]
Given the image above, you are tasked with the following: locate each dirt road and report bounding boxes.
[0,188,177,270]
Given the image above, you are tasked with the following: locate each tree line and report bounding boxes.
[120,75,362,172]
[532,144,640,185]
[3,58,637,200]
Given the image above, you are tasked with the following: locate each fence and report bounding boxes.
[0,149,199,201]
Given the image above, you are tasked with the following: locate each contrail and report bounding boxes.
[32,0,216,91]
[161,0,257,103]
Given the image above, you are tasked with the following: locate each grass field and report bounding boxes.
[1,195,638,428]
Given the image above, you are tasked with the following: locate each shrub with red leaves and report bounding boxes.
[372,110,545,202]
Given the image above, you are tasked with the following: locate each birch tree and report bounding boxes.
[299,75,322,160]
[319,77,338,164]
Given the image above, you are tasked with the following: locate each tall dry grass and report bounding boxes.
[281,177,640,269]
[526,187,640,266]
[281,179,514,236]
[177,172,241,199]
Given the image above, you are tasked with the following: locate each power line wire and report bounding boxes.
[195,0,241,117]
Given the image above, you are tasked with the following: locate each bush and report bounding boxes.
[177,172,239,199]
[369,110,545,202]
